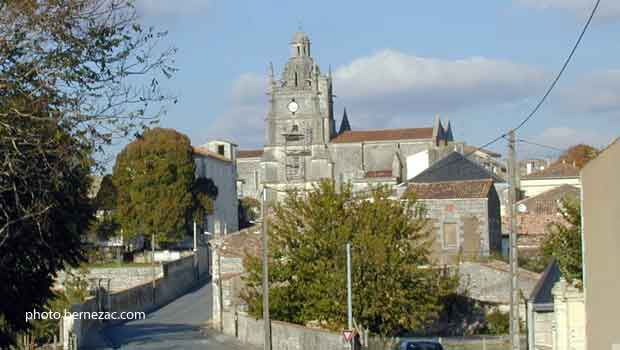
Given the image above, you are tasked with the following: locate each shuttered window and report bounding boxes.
[443,223,458,249]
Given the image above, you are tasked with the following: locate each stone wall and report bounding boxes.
[222,311,345,350]
[63,245,210,349]
[420,198,493,263]
[56,266,164,292]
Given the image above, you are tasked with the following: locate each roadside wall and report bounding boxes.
[222,311,345,350]
[64,244,210,349]
[56,266,164,292]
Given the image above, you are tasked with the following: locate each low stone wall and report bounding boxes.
[222,311,345,350]
[56,266,164,292]
[64,244,211,349]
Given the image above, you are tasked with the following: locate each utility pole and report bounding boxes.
[261,188,271,350]
[346,242,353,343]
[507,130,521,350]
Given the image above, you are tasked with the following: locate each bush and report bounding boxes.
[483,309,509,335]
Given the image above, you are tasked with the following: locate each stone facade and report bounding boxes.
[194,141,239,235]
[236,32,454,200]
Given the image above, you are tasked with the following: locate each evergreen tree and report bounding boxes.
[112,128,215,244]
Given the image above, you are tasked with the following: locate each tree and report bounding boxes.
[541,197,582,285]
[112,128,215,244]
[0,0,174,346]
[558,144,599,169]
[238,196,260,229]
[241,181,458,338]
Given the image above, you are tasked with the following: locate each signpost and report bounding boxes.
[343,330,354,343]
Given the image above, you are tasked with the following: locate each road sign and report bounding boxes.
[343,330,354,342]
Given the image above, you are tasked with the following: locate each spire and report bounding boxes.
[338,108,351,134]
[445,120,454,142]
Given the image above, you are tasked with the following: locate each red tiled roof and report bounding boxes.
[237,149,264,158]
[523,161,579,179]
[406,180,494,199]
[192,146,231,162]
[330,128,434,144]
[366,170,393,178]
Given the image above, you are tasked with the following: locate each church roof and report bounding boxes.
[330,127,433,144]
[405,179,494,199]
[411,151,504,183]
[237,149,264,158]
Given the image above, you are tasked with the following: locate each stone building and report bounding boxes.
[193,140,239,235]
[235,31,455,200]
[405,152,504,263]
[520,160,580,198]
[506,184,580,254]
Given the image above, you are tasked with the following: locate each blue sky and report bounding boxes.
[125,0,620,161]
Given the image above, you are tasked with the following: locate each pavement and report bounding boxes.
[82,279,256,350]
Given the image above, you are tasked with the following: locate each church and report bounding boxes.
[231,31,458,200]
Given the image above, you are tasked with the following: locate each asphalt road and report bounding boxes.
[100,280,254,350]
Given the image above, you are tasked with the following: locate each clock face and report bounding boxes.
[287,101,299,113]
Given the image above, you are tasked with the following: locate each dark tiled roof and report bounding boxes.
[405,180,494,199]
[237,149,264,158]
[330,128,433,144]
[411,151,503,183]
[530,260,561,310]
[523,161,579,179]
[365,170,393,178]
[192,146,231,162]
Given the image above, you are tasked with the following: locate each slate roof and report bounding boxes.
[411,151,504,183]
[523,161,579,179]
[237,149,264,158]
[330,127,433,144]
[405,179,494,199]
[530,260,561,311]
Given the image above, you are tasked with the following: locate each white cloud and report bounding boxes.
[205,73,267,147]
[559,69,620,114]
[515,0,620,21]
[136,0,210,16]
[333,49,546,115]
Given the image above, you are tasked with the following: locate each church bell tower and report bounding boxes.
[261,31,335,186]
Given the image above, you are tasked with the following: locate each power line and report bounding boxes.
[512,0,601,133]
[517,138,565,152]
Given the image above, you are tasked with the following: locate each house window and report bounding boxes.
[217,145,225,156]
[443,222,458,249]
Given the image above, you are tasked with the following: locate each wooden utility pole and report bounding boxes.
[507,130,521,350]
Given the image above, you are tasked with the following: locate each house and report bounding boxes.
[581,139,620,350]
[506,184,580,253]
[193,140,240,235]
[405,152,503,264]
[520,160,580,198]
